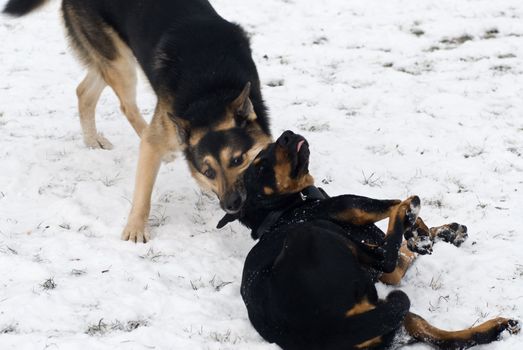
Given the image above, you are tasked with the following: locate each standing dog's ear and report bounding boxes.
[229,82,255,128]
[169,113,190,145]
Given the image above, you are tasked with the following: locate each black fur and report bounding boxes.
[5,0,269,135]
[3,0,47,16]
[222,131,519,349]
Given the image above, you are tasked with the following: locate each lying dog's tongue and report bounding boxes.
[297,140,305,152]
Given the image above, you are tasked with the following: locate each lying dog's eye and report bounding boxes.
[231,155,243,167]
[203,168,216,179]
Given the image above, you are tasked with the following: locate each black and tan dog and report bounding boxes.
[218,131,520,350]
[3,0,271,242]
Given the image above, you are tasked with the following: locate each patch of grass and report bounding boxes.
[86,319,148,336]
[41,278,57,290]
[440,34,473,46]
[1,324,17,334]
[483,28,499,39]
[410,28,424,36]
[361,171,383,188]
[70,269,86,276]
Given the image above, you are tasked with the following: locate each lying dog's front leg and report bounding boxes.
[346,196,421,274]
[122,135,163,243]
[325,195,401,225]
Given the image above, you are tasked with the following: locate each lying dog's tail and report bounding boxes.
[333,290,410,348]
[405,312,520,349]
[3,0,49,17]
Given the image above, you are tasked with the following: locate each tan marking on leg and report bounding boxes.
[355,336,382,349]
[335,208,395,226]
[76,68,112,149]
[379,243,416,285]
[122,101,179,243]
[405,312,516,347]
[100,31,147,137]
[345,298,375,317]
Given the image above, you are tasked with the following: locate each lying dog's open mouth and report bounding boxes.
[294,136,310,176]
[277,130,310,177]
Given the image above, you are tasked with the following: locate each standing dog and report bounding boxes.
[3,0,271,242]
[218,131,520,349]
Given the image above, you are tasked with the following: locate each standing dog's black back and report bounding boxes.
[4,0,272,242]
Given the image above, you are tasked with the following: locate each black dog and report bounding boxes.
[218,131,519,350]
[3,0,271,242]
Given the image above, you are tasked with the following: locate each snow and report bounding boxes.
[0,0,522,348]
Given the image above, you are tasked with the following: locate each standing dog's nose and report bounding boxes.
[278,130,295,147]
[223,192,243,213]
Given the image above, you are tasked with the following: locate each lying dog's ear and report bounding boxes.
[169,113,190,145]
[216,212,241,229]
[229,82,255,128]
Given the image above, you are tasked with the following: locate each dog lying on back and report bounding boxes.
[218,131,520,350]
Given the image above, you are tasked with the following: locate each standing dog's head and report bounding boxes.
[173,83,271,213]
[244,130,314,199]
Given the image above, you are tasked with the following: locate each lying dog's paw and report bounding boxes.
[407,233,433,255]
[404,196,421,227]
[430,223,468,247]
[506,319,521,335]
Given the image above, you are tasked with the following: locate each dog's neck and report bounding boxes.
[217,186,326,239]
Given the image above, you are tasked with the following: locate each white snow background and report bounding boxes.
[1,0,523,349]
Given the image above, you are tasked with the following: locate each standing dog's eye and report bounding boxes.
[231,155,243,167]
[204,168,216,179]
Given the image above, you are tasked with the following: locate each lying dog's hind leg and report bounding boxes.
[379,242,416,285]
[375,196,420,273]
[77,68,113,149]
[404,312,520,349]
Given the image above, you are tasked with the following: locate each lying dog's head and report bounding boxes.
[244,130,314,198]
[173,83,271,213]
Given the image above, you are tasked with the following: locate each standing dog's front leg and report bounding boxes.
[122,101,181,243]
[122,136,162,243]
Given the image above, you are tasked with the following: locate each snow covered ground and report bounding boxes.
[1,0,523,348]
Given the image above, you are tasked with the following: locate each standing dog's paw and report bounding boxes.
[430,223,468,247]
[84,133,114,150]
[122,221,150,243]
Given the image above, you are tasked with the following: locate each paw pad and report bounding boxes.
[431,223,468,247]
[507,319,521,335]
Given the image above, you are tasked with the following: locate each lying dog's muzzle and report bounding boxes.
[277,130,310,177]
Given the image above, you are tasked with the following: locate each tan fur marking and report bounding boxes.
[345,298,375,317]
[99,30,147,137]
[405,312,513,345]
[273,145,314,194]
[263,186,274,195]
[379,243,416,285]
[122,99,181,242]
[355,336,382,349]
[335,208,395,226]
